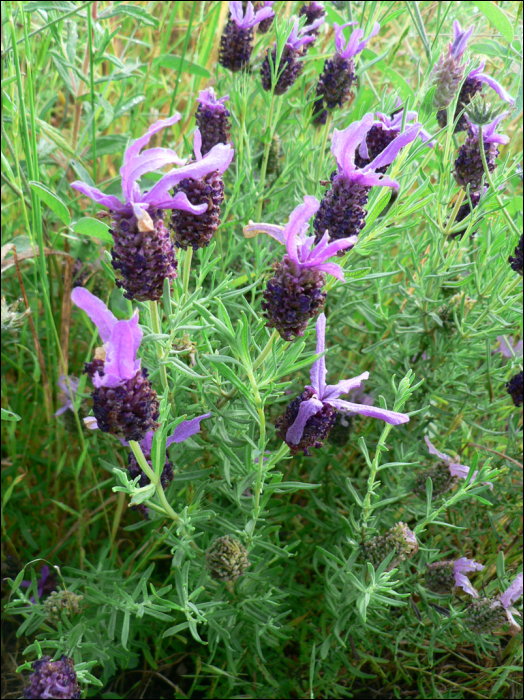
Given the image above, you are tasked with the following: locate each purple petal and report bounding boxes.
[332,114,375,176]
[496,335,523,358]
[366,125,421,171]
[252,3,275,25]
[194,128,203,161]
[197,88,229,110]
[309,313,327,397]
[122,148,186,202]
[147,191,208,214]
[54,404,71,416]
[305,261,347,281]
[350,172,400,190]
[140,431,154,455]
[71,181,126,212]
[84,417,99,430]
[71,288,118,344]
[450,21,474,60]
[334,21,358,54]
[454,557,485,597]
[166,413,211,446]
[229,1,243,23]
[104,321,140,382]
[307,235,358,263]
[323,371,370,401]
[122,114,181,171]
[284,196,320,265]
[285,397,324,445]
[326,398,409,425]
[454,571,479,597]
[447,462,472,480]
[424,436,452,463]
[243,222,287,245]
[500,573,523,610]
[475,73,514,104]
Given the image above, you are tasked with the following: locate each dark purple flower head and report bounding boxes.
[276,314,409,453]
[431,20,474,111]
[509,235,523,276]
[195,88,231,156]
[453,112,509,192]
[72,288,159,442]
[466,573,523,635]
[254,1,276,33]
[24,655,80,699]
[506,371,523,407]
[424,436,493,489]
[54,376,80,416]
[299,2,326,37]
[219,1,275,72]
[362,522,419,571]
[426,557,484,597]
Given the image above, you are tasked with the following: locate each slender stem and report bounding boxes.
[245,372,266,529]
[361,424,393,529]
[443,189,466,235]
[182,247,193,302]
[129,441,180,522]
[315,112,333,188]
[148,300,169,392]
[256,92,277,220]
[252,330,279,371]
[478,126,520,238]
[87,5,96,183]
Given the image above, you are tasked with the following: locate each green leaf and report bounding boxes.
[70,159,94,188]
[1,408,21,421]
[477,2,514,43]
[29,181,71,226]
[86,135,128,159]
[154,55,211,79]
[73,217,113,243]
[114,95,146,119]
[99,4,159,28]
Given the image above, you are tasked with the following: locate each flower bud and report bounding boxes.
[361,522,419,571]
[205,536,250,582]
[44,590,84,621]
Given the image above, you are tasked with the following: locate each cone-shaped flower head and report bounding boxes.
[313,21,380,121]
[437,61,514,132]
[313,113,422,248]
[506,371,523,407]
[195,88,231,156]
[509,235,523,276]
[426,557,484,597]
[431,20,474,112]
[275,313,409,453]
[71,288,159,442]
[219,1,275,72]
[24,655,80,699]
[170,129,233,251]
[361,522,419,571]
[299,1,326,41]
[454,112,509,192]
[261,16,324,95]
[71,114,229,301]
[254,1,276,33]
[245,196,357,341]
[466,572,523,635]
[205,535,250,582]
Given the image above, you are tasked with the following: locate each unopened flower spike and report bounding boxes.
[362,522,419,571]
[454,112,509,192]
[219,1,275,72]
[254,1,276,33]
[313,113,422,249]
[170,129,234,251]
[430,20,474,112]
[437,61,515,132]
[205,535,250,583]
[124,414,211,518]
[313,21,380,123]
[195,88,231,156]
[261,16,324,95]
[466,572,523,635]
[275,313,409,454]
[71,114,229,301]
[23,655,81,699]
[71,288,159,442]
[506,371,523,407]
[426,557,484,597]
[244,196,357,341]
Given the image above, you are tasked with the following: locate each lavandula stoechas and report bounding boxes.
[312,21,380,124]
[254,1,276,33]
[261,16,324,95]
[206,536,250,582]
[509,235,523,276]
[275,314,409,454]
[453,113,509,192]
[436,61,514,132]
[299,1,326,43]
[71,114,229,301]
[23,655,80,699]
[313,113,424,249]
[219,1,275,72]
[425,557,484,597]
[244,196,357,341]
[195,88,231,156]
[465,573,523,635]
[71,288,159,442]
[170,130,234,250]
[506,371,523,407]
[430,21,474,112]
[361,523,419,571]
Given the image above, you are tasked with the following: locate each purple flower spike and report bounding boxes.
[425,557,484,597]
[424,436,493,490]
[196,88,231,156]
[24,655,81,699]
[314,113,422,248]
[431,20,474,112]
[454,113,509,192]
[219,1,275,72]
[245,196,357,340]
[466,572,523,636]
[54,376,80,416]
[72,288,159,442]
[275,313,409,454]
[254,1,276,34]
[71,114,227,301]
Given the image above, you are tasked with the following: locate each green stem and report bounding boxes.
[256,92,277,221]
[129,441,180,522]
[361,424,393,529]
[87,5,96,183]
[478,126,520,238]
[315,111,333,189]
[246,372,266,525]
[182,247,193,302]
[252,330,278,371]
[443,189,466,235]
[149,300,169,392]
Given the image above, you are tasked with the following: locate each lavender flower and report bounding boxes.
[299,1,326,42]
[313,113,423,248]
[244,196,357,340]
[24,655,80,699]
[219,1,275,72]
[495,336,523,359]
[466,572,523,635]
[195,88,231,156]
[509,235,523,276]
[54,376,80,416]
[454,113,509,192]
[170,129,233,250]
[71,288,159,442]
[312,21,380,122]
[362,522,419,571]
[437,61,514,132]
[275,313,409,454]
[20,565,56,604]
[430,20,474,112]
[72,114,230,301]
[425,557,484,597]
[328,385,374,447]
[261,16,323,95]
[254,1,276,33]
[506,371,523,407]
